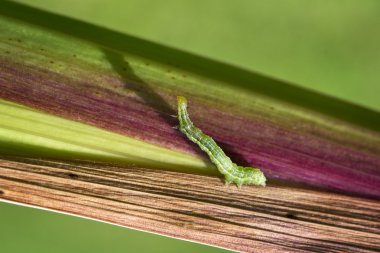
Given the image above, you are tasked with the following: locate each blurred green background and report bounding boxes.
[2,0,380,252]
[0,201,230,253]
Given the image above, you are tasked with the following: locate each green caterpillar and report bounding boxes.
[177,96,266,187]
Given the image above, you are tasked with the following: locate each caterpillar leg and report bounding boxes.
[224,177,233,186]
[170,114,178,118]
[172,125,179,129]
